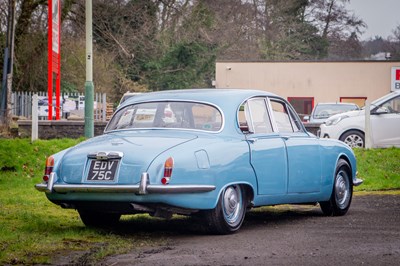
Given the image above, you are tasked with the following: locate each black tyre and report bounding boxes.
[78,209,121,227]
[320,159,353,216]
[339,130,364,148]
[204,185,247,234]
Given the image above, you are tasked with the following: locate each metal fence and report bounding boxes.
[11,91,109,121]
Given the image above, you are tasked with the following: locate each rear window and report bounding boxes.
[312,104,358,119]
[106,101,223,132]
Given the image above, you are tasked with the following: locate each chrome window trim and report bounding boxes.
[105,99,225,134]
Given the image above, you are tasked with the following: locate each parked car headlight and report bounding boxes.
[325,115,348,126]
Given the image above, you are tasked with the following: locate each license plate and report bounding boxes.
[87,159,119,181]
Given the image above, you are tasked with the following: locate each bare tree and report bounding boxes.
[306,0,365,39]
[382,24,400,60]
[1,0,370,96]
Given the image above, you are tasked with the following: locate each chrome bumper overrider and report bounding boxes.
[353,171,363,186]
[353,178,363,186]
[35,172,216,195]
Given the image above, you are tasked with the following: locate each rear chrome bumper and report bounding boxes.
[35,172,216,195]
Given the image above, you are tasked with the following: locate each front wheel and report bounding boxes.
[340,130,364,148]
[204,185,247,234]
[320,159,353,216]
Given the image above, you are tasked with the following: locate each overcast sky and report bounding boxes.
[347,0,400,40]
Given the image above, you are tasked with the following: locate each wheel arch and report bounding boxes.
[339,128,365,141]
[320,155,354,216]
[203,181,254,234]
[242,183,255,207]
[214,181,255,209]
[336,154,356,186]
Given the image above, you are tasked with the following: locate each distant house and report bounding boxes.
[215,60,400,118]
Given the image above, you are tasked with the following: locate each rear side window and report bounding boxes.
[238,97,273,134]
[270,100,301,133]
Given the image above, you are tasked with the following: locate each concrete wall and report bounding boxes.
[17,120,107,139]
[215,61,400,105]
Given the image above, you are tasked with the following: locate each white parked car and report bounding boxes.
[319,91,400,148]
[304,102,359,124]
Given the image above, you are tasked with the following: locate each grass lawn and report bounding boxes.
[0,138,399,264]
[353,147,400,191]
[0,139,160,264]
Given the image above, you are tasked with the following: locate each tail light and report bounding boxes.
[161,157,174,185]
[43,156,54,182]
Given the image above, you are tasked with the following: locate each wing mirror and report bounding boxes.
[371,107,389,115]
[303,115,310,122]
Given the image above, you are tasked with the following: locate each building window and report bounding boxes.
[340,97,367,107]
[287,97,314,121]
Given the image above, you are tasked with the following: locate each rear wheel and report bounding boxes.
[320,159,353,216]
[204,185,247,234]
[339,130,364,148]
[78,209,121,227]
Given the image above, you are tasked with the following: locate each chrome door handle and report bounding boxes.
[247,138,258,144]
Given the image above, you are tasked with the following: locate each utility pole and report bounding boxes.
[365,100,372,149]
[1,0,16,126]
[84,0,94,138]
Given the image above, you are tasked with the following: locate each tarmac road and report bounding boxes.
[98,194,400,266]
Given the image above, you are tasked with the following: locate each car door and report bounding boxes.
[241,97,288,195]
[371,95,400,147]
[269,98,322,194]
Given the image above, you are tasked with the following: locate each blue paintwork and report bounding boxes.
[41,89,358,212]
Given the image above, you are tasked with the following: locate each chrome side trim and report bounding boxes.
[146,185,216,194]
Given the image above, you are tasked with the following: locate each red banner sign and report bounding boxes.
[48,0,61,120]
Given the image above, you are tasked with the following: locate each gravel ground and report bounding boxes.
[99,194,400,266]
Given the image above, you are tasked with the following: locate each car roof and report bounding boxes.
[371,90,400,106]
[115,89,284,134]
[120,89,280,108]
[315,102,358,106]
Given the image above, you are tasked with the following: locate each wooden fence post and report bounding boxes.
[31,94,38,141]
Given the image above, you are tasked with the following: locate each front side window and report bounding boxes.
[106,101,222,132]
[380,96,400,113]
[270,100,301,133]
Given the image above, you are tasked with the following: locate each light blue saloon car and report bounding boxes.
[36,89,362,234]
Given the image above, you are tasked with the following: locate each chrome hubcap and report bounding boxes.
[344,134,364,148]
[335,170,350,209]
[222,186,242,226]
